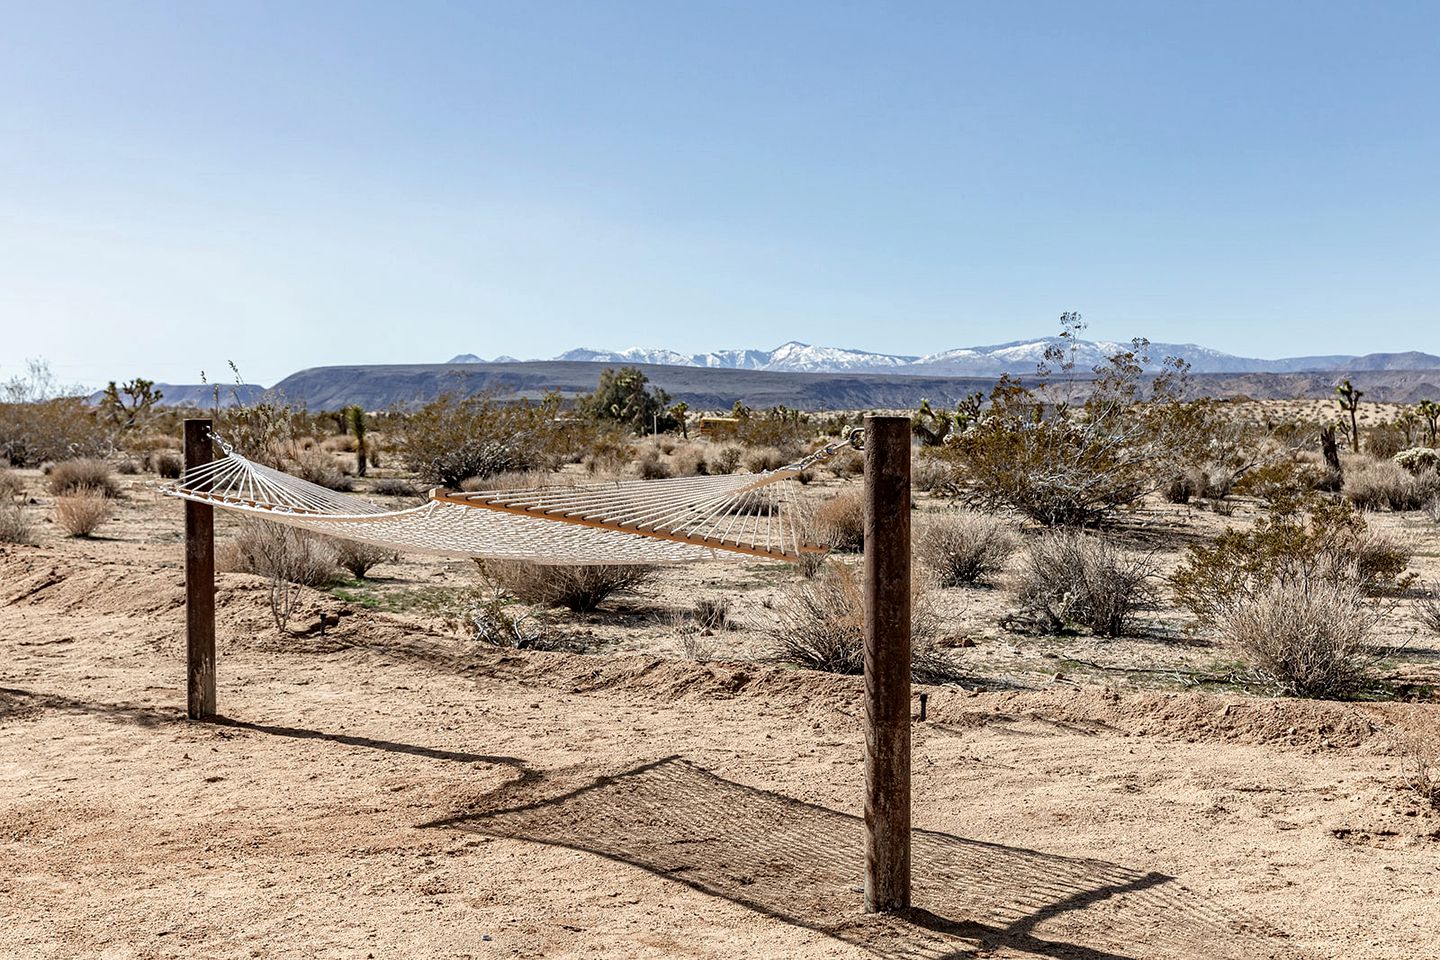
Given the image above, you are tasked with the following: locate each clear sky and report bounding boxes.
[2,1,1437,387]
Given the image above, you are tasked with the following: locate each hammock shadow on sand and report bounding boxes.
[432,756,1278,960]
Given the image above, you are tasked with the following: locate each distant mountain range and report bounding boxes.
[447,338,1440,377]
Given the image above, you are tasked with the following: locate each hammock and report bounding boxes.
[166,433,859,565]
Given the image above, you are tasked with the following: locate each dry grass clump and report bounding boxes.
[691,597,732,631]
[0,504,36,544]
[53,491,112,537]
[1214,573,1381,699]
[333,538,400,579]
[46,459,118,498]
[1011,531,1155,637]
[669,445,708,477]
[766,564,952,680]
[812,490,865,552]
[477,560,656,612]
[917,512,1015,587]
[911,455,951,493]
[636,450,672,480]
[1416,587,1440,637]
[826,450,864,479]
[0,467,21,501]
[1344,459,1440,511]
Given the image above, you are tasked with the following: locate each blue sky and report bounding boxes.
[2,1,1437,387]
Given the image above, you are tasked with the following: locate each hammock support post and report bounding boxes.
[863,414,911,913]
[184,418,217,721]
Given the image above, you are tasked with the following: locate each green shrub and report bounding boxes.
[399,392,562,487]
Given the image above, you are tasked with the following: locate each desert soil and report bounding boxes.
[3,466,1440,960]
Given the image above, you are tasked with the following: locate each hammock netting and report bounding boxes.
[166,435,857,565]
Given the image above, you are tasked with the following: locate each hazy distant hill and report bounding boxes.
[265,360,1440,411]
[444,337,1440,377]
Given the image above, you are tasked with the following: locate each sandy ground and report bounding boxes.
[3,467,1440,959]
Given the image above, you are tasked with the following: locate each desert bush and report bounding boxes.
[691,597,732,631]
[1400,730,1440,811]
[1231,459,1333,503]
[0,398,112,467]
[46,459,118,498]
[0,504,36,544]
[1016,534,1151,634]
[735,405,811,452]
[917,512,1015,587]
[813,490,865,552]
[711,446,743,475]
[942,319,1190,526]
[116,459,139,475]
[291,448,353,492]
[826,449,864,479]
[53,492,112,537]
[743,446,788,473]
[670,445,708,477]
[911,455,951,493]
[477,560,656,612]
[1395,447,1440,475]
[581,367,678,435]
[465,589,570,650]
[333,538,400,579]
[766,563,951,679]
[399,392,562,487]
[222,519,339,588]
[1344,459,1440,511]
[150,451,183,479]
[1416,587,1440,638]
[1214,573,1381,698]
[370,477,420,497]
[1162,472,1196,504]
[1010,531,1155,637]
[1171,495,1410,627]
[0,468,21,500]
[637,450,673,480]
[1364,423,1408,460]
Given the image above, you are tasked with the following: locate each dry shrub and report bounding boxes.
[221,519,338,588]
[460,470,569,493]
[53,492,112,537]
[1214,573,1381,699]
[1417,586,1440,637]
[1400,729,1440,811]
[477,560,656,612]
[691,597,731,631]
[917,512,1016,587]
[116,459,139,475]
[1172,495,1410,627]
[324,434,358,453]
[464,589,572,650]
[46,459,118,498]
[744,446,788,473]
[0,504,36,544]
[333,538,399,579]
[637,450,672,480]
[1344,459,1440,511]
[766,564,951,679]
[0,468,21,501]
[1162,472,1196,504]
[911,455,951,493]
[291,448,353,492]
[399,392,562,487]
[711,446,743,475]
[826,450,864,479]
[0,398,112,467]
[1234,459,1335,502]
[670,445,709,477]
[151,451,183,479]
[1011,531,1155,637]
[370,477,420,497]
[813,490,865,552]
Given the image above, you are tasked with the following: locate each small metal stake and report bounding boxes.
[918,692,928,722]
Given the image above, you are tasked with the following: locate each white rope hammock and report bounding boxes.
[166,433,859,565]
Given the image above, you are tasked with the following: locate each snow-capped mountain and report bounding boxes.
[445,339,1440,376]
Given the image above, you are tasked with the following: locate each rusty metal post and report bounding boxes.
[184,419,216,721]
[863,414,911,912]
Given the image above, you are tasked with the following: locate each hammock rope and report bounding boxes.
[166,430,861,565]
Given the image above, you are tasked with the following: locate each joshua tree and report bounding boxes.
[1418,399,1440,447]
[1319,425,1342,475]
[669,401,690,438]
[1335,380,1364,452]
[99,377,163,429]
[348,405,368,477]
[911,399,954,446]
